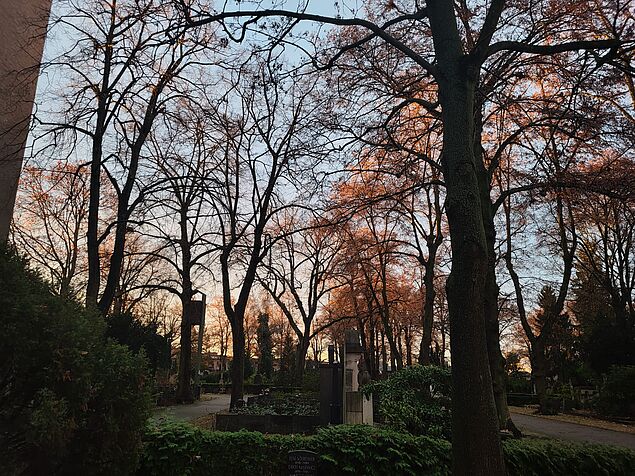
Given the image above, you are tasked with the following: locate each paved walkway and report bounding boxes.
[156,398,635,451]
[511,412,635,450]
[154,394,232,421]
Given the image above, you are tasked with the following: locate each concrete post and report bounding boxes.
[0,0,52,242]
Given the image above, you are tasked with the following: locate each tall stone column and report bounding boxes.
[0,0,52,242]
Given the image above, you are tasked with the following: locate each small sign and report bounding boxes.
[189,300,205,326]
[288,450,318,476]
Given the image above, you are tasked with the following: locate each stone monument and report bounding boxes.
[342,329,373,425]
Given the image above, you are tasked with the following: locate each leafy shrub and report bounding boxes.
[507,393,539,406]
[139,421,451,476]
[300,368,320,392]
[595,365,635,417]
[548,383,578,412]
[362,365,452,438]
[0,247,152,475]
[139,420,635,476]
[202,371,229,385]
[106,312,171,374]
[233,392,319,416]
[507,371,533,394]
[504,438,635,476]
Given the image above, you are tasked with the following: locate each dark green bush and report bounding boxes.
[362,365,452,438]
[106,312,171,374]
[139,420,635,476]
[300,368,320,392]
[507,371,533,394]
[233,392,319,416]
[504,438,635,476]
[595,365,635,417]
[139,421,451,476]
[507,393,539,406]
[0,247,152,475]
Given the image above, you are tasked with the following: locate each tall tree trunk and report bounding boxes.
[176,296,194,403]
[428,1,506,473]
[470,72,517,433]
[531,339,549,412]
[230,319,245,408]
[380,329,388,375]
[366,318,379,380]
[86,11,117,309]
[380,301,403,370]
[476,141,517,433]
[419,261,436,364]
[405,327,413,367]
[484,262,518,433]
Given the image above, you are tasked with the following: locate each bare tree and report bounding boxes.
[206,59,328,407]
[33,0,215,314]
[181,2,629,470]
[12,163,89,298]
[258,212,344,384]
[136,99,220,402]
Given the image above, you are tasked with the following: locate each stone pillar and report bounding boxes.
[0,0,52,242]
[343,330,373,425]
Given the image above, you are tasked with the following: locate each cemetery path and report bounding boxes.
[155,394,232,421]
[511,411,635,450]
[153,399,635,451]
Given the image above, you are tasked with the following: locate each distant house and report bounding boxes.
[170,347,231,373]
[203,351,230,372]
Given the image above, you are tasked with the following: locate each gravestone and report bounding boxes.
[288,450,318,476]
[319,345,342,425]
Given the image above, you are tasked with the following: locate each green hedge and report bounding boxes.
[138,421,635,476]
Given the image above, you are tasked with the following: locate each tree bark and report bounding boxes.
[230,319,245,407]
[85,10,117,309]
[419,259,437,364]
[474,109,517,433]
[427,1,506,473]
[176,212,194,403]
[530,339,548,411]
[484,255,519,434]
[176,298,194,403]
[294,332,311,385]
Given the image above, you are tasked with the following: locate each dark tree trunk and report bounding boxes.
[475,133,517,433]
[359,317,374,377]
[372,322,380,378]
[85,137,102,309]
[380,308,402,371]
[176,298,194,403]
[380,329,388,375]
[531,339,549,412]
[86,15,117,309]
[294,332,311,385]
[230,319,245,408]
[405,327,413,367]
[484,259,518,434]
[419,263,436,365]
[427,1,506,473]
